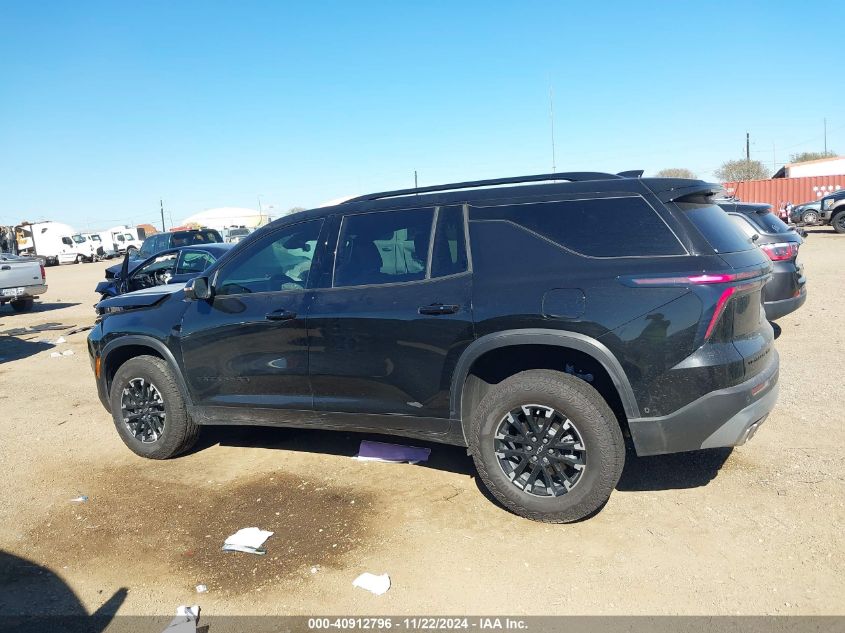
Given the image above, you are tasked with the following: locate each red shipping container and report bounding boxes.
[722,175,844,209]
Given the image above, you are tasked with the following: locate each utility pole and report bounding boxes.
[160,199,166,232]
[746,132,750,165]
[824,118,827,154]
[414,170,418,190]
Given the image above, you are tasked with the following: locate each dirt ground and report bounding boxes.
[0,231,843,618]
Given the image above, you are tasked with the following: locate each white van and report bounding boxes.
[101,225,146,255]
[14,221,78,265]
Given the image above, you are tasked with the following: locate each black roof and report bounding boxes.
[270,171,722,229]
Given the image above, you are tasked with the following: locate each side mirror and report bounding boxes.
[184,277,212,301]
[752,233,760,242]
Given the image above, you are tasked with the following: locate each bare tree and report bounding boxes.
[714,159,770,182]
[286,206,307,215]
[655,168,697,179]
[789,150,837,163]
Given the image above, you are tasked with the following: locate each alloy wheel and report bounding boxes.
[120,378,166,443]
[494,404,587,497]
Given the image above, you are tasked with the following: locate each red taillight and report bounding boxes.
[703,279,762,341]
[627,270,761,286]
[40,264,46,279]
[759,242,798,262]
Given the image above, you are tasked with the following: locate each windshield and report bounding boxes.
[72,234,86,244]
[229,229,250,237]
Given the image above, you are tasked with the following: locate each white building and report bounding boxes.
[180,207,270,232]
[774,156,845,178]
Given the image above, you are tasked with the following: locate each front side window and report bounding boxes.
[215,219,322,296]
[176,250,215,275]
[61,237,73,246]
[334,208,434,288]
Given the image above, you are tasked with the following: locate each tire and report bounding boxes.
[469,369,625,523]
[10,298,34,312]
[75,254,83,264]
[832,211,845,234]
[802,211,819,225]
[109,355,200,459]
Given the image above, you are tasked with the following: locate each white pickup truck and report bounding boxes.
[0,254,47,312]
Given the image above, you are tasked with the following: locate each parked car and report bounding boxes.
[95,243,233,300]
[818,190,845,232]
[0,253,46,312]
[134,228,224,261]
[790,200,821,225]
[718,202,806,320]
[88,171,780,523]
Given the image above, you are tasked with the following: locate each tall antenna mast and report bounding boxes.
[549,83,557,173]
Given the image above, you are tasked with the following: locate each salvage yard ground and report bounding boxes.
[0,229,843,617]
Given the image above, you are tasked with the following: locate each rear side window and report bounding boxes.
[680,203,754,253]
[334,208,434,287]
[472,196,685,257]
[431,206,468,277]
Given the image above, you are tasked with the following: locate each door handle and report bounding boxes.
[265,309,297,321]
[418,303,460,316]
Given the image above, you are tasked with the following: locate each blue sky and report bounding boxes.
[1,1,842,230]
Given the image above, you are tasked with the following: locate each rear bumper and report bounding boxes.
[764,286,807,321]
[628,351,779,456]
[0,283,47,301]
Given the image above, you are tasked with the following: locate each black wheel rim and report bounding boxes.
[836,215,845,230]
[494,404,586,497]
[121,378,165,443]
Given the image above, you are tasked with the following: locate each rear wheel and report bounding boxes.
[469,369,625,523]
[832,211,845,234]
[109,355,200,459]
[10,298,34,312]
[75,254,83,264]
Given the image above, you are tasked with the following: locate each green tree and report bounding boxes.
[789,150,837,163]
[655,167,697,179]
[286,206,307,215]
[714,159,770,182]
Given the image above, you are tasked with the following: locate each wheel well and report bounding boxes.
[459,344,629,437]
[104,345,164,392]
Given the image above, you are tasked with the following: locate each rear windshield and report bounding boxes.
[679,203,754,253]
[746,212,790,234]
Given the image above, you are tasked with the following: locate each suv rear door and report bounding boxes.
[307,205,474,431]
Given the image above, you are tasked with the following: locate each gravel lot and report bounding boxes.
[1,230,843,617]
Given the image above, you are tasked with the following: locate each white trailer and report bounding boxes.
[14,221,78,266]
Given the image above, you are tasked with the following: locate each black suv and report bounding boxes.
[718,201,807,320]
[88,172,779,522]
[134,228,224,260]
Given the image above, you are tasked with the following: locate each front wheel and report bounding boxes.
[832,211,845,234]
[802,210,819,225]
[109,355,200,459]
[469,369,625,523]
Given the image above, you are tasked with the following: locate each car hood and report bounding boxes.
[96,283,185,311]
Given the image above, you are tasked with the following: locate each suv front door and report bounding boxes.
[308,205,474,433]
[179,219,325,420]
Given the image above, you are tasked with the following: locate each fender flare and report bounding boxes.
[101,335,195,411]
[449,328,640,421]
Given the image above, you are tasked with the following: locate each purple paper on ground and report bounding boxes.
[356,440,431,464]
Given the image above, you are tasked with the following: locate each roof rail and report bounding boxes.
[343,171,625,204]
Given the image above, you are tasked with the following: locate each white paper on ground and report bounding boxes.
[62,349,74,356]
[222,527,273,554]
[50,352,61,358]
[163,605,200,632]
[352,572,391,595]
[52,336,66,344]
